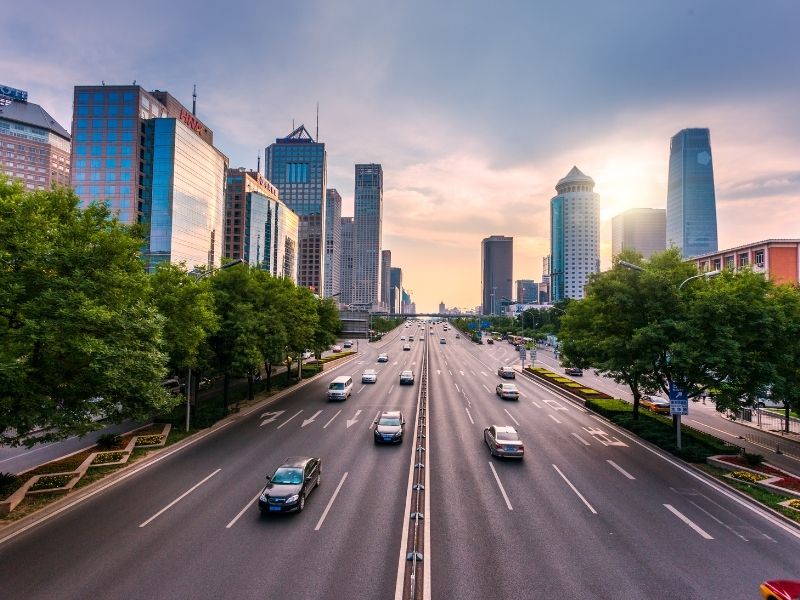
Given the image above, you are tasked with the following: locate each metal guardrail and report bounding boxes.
[404,328,428,599]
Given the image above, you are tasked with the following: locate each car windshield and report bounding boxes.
[329,382,344,390]
[496,432,519,441]
[271,467,303,485]
[379,417,401,426]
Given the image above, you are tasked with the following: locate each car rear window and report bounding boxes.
[496,432,519,441]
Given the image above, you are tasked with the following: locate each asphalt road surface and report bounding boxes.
[1,321,798,600]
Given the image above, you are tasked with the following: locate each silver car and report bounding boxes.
[496,383,519,400]
[484,425,524,458]
[400,370,414,385]
[362,369,377,383]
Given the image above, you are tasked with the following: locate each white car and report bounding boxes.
[400,336,406,341]
[440,338,446,344]
[377,353,389,363]
[400,370,414,385]
[496,383,520,400]
[403,343,411,351]
[362,369,378,384]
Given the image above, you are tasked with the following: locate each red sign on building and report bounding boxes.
[179,109,203,135]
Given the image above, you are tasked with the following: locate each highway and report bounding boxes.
[0,321,799,599]
[0,328,422,600]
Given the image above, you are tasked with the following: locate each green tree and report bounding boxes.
[768,285,800,430]
[312,297,341,356]
[0,179,174,444]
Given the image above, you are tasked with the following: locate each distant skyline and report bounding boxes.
[3,1,799,311]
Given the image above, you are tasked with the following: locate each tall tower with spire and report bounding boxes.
[550,166,600,301]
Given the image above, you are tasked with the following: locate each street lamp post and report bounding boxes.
[185,259,243,432]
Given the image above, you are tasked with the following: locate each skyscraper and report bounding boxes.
[224,168,298,281]
[611,208,666,259]
[389,267,403,314]
[381,249,392,309]
[516,280,539,304]
[550,166,600,301]
[666,128,718,258]
[71,85,227,271]
[353,163,383,308]
[266,125,327,292]
[339,217,355,305]
[324,189,342,298]
[0,85,70,191]
[481,235,513,315]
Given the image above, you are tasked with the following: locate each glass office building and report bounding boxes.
[324,189,342,297]
[666,128,718,258]
[353,163,384,307]
[481,235,513,315]
[550,167,600,301]
[71,85,227,271]
[340,217,355,305]
[266,125,327,293]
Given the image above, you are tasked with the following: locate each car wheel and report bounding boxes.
[298,494,305,512]
[756,402,765,409]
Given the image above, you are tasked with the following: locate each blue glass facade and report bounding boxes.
[266,126,326,292]
[666,128,718,258]
[550,197,565,301]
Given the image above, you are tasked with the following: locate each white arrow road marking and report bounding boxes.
[302,410,323,427]
[277,410,302,429]
[459,370,465,376]
[437,370,441,375]
[504,409,520,426]
[259,410,285,427]
[346,410,362,428]
[323,410,342,428]
[543,398,567,411]
[582,426,628,447]
[531,401,542,408]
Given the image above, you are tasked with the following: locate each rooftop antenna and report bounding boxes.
[316,101,319,141]
[257,150,261,174]
[292,118,295,131]
[192,84,197,116]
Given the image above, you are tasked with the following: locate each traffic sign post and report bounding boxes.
[530,349,536,367]
[519,347,527,370]
[669,382,689,449]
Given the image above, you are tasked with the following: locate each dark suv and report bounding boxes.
[258,456,321,513]
[564,367,583,376]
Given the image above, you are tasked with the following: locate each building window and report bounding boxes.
[738,253,749,267]
[754,250,764,267]
[725,256,734,270]
[712,258,721,271]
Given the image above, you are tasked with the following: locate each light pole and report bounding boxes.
[618,260,720,448]
[185,259,243,431]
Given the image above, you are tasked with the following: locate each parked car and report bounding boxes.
[496,383,520,400]
[161,378,181,395]
[641,395,670,414]
[302,350,313,360]
[258,456,321,513]
[400,370,415,385]
[373,411,405,444]
[362,369,377,384]
[564,367,583,376]
[497,366,515,379]
[484,425,524,458]
[377,353,389,363]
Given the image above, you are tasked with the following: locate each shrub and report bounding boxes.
[789,499,800,509]
[730,470,768,483]
[0,472,21,499]
[96,433,122,450]
[742,452,765,467]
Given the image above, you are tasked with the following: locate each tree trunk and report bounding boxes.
[223,372,229,414]
[265,361,272,391]
[630,385,640,421]
[786,404,791,433]
[247,372,254,402]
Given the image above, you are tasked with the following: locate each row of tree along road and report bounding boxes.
[0,178,341,447]
[556,248,800,430]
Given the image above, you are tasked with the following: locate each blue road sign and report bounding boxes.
[481,320,490,328]
[467,322,477,330]
[669,382,689,416]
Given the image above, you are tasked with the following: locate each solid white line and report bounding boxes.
[482,384,491,393]
[389,384,395,395]
[471,370,477,376]
[277,410,302,429]
[607,459,635,480]
[139,468,221,527]
[357,385,365,394]
[315,472,348,531]
[504,409,520,427]
[448,369,453,376]
[226,492,261,528]
[686,419,739,439]
[548,414,562,424]
[489,462,513,511]
[465,407,475,425]
[531,401,542,408]
[664,504,714,539]
[552,464,596,514]
[571,432,591,446]
[372,410,381,429]
[323,410,342,429]
[454,383,460,393]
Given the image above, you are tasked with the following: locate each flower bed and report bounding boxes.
[30,474,75,491]
[92,451,127,465]
[525,367,613,401]
[135,435,165,447]
[729,470,768,483]
[708,455,800,499]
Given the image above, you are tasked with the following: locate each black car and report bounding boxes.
[258,456,321,513]
[373,410,405,444]
[564,367,583,376]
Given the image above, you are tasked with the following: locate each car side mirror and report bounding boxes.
[265,476,271,482]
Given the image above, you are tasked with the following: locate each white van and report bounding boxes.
[327,375,353,401]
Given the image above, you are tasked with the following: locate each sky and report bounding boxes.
[3,0,800,312]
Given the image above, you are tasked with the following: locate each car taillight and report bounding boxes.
[495,443,504,449]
